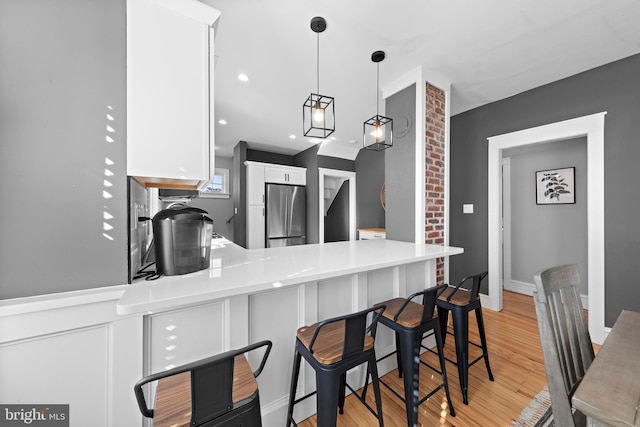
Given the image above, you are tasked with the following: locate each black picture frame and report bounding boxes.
[536,167,575,205]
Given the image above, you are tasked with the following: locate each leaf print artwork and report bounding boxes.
[536,167,575,204]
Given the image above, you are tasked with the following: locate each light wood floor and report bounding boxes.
[297,291,551,427]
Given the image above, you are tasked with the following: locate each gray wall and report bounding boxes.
[385,84,416,242]
[294,146,319,243]
[232,142,248,247]
[450,53,640,326]
[505,139,588,294]
[189,156,235,240]
[355,149,385,229]
[0,0,128,299]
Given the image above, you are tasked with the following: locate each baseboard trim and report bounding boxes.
[505,279,589,309]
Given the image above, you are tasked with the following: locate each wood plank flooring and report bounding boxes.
[297,291,552,427]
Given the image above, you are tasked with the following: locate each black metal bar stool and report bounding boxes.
[436,271,494,404]
[371,284,455,427]
[133,340,272,427]
[286,305,386,427]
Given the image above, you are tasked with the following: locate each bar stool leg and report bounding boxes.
[338,373,346,414]
[368,355,385,427]
[475,307,494,381]
[451,308,470,404]
[438,307,450,346]
[398,332,420,427]
[395,331,404,378]
[434,324,456,416]
[316,369,341,427]
[286,350,302,426]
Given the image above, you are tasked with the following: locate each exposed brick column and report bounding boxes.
[425,83,446,283]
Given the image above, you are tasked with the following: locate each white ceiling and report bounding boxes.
[202,0,640,159]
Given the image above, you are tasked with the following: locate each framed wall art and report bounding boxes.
[536,167,575,205]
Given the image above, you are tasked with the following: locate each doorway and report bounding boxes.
[487,112,606,344]
[501,140,588,300]
[318,168,356,243]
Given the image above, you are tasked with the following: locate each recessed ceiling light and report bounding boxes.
[289,134,296,139]
[218,119,227,125]
[308,138,324,144]
[348,139,358,144]
[330,136,337,140]
[237,73,249,82]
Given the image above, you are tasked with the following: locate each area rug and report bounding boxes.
[509,387,554,427]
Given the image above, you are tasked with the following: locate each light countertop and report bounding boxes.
[116,239,463,315]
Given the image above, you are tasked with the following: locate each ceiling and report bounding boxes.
[202,0,640,159]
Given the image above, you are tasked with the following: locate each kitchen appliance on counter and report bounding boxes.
[266,183,306,247]
[152,205,214,276]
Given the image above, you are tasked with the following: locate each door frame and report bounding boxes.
[318,168,356,244]
[487,112,606,344]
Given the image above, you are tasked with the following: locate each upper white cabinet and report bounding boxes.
[127,0,221,190]
[264,165,306,185]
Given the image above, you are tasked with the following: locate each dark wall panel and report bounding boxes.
[385,84,416,242]
[355,149,385,229]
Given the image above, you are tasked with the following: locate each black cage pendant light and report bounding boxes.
[363,51,393,151]
[303,16,335,139]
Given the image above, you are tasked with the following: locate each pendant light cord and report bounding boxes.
[316,32,320,96]
[376,62,380,116]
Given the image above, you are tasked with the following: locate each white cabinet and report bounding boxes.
[126,0,220,190]
[247,205,266,249]
[246,163,265,206]
[245,162,265,249]
[264,165,306,185]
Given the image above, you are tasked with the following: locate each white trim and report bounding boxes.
[502,157,512,291]
[318,168,356,243]
[0,285,127,318]
[505,279,535,296]
[506,280,589,311]
[487,112,606,344]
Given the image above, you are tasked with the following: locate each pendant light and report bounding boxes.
[363,50,393,151]
[303,16,335,139]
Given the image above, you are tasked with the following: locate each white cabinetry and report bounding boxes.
[247,205,266,249]
[245,161,307,249]
[246,163,265,205]
[264,165,306,185]
[126,0,220,190]
[246,162,265,249]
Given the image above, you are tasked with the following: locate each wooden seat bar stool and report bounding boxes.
[133,340,272,427]
[286,305,386,427]
[436,271,494,404]
[371,284,455,427]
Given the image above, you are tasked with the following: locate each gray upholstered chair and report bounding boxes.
[533,264,594,427]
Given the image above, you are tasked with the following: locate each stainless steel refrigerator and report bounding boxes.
[265,183,306,247]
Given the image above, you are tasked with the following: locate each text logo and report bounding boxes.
[0,405,68,426]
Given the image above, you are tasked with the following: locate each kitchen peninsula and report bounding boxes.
[118,238,463,426]
[0,238,461,427]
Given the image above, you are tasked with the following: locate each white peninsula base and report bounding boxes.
[0,240,462,427]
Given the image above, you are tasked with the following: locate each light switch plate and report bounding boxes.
[463,204,474,214]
